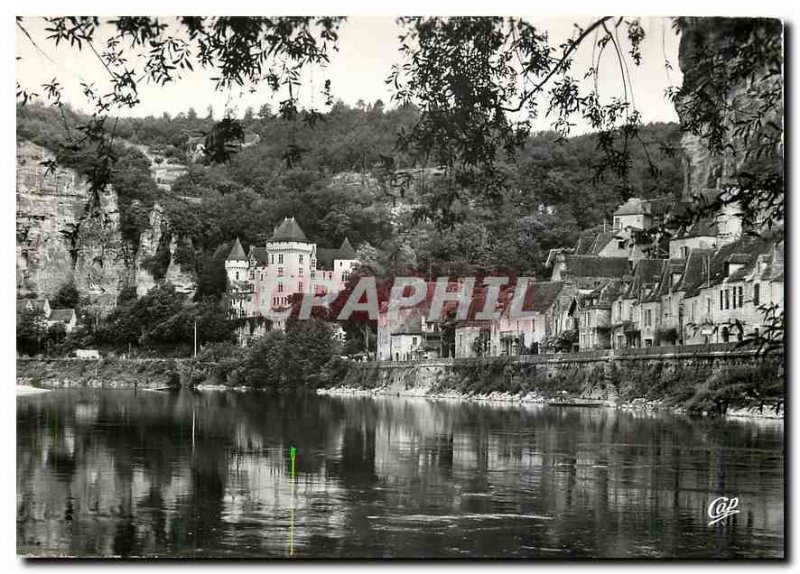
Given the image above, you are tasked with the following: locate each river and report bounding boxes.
[17,389,784,559]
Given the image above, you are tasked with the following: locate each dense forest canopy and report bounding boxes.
[17,101,683,286]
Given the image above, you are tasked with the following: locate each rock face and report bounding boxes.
[676,17,783,198]
[16,141,196,309]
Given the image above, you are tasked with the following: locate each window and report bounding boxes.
[339,261,343,267]
[725,289,730,310]
[614,217,621,230]
[707,297,711,314]
[298,267,303,276]
[617,241,626,249]
[298,282,303,291]
[412,337,418,345]
[732,289,737,309]
[645,309,652,327]
[682,246,689,259]
[235,271,239,280]
[310,270,316,279]
[720,292,724,311]
[271,254,274,264]
[277,283,284,293]
[754,283,760,306]
[738,286,744,308]
[278,267,284,277]
[299,254,304,263]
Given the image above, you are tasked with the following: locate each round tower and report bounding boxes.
[225,237,249,285]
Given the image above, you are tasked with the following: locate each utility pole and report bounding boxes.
[193,320,198,358]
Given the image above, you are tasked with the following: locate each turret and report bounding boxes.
[225,237,249,285]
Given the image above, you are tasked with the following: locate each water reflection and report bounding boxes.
[17,390,784,558]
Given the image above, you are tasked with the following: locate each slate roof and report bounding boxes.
[338,237,357,259]
[270,217,309,243]
[681,237,775,297]
[517,281,565,313]
[226,237,247,261]
[675,249,714,293]
[574,226,618,255]
[562,255,630,278]
[582,279,623,309]
[249,246,269,266]
[619,259,667,300]
[645,259,686,302]
[316,238,358,270]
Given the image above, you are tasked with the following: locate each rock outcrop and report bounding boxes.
[676,17,783,197]
[16,140,196,309]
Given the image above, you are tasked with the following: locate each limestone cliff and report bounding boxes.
[16,140,196,309]
[676,17,783,197]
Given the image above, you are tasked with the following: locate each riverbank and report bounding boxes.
[327,349,785,420]
[16,351,784,421]
[16,357,184,390]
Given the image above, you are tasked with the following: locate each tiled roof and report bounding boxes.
[338,237,357,259]
[249,246,268,266]
[682,236,775,297]
[574,226,618,255]
[563,255,629,278]
[619,259,666,299]
[49,308,75,323]
[517,281,565,313]
[675,249,714,293]
[583,279,622,309]
[317,238,358,270]
[270,217,309,243]
[226,237,247,261]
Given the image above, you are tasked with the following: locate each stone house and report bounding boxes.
[47,308,78,333]
[576,280,621,350]
[609,259,664,349]
[385,309,444,362]
[680,237,783,344]
[455,323,490,358]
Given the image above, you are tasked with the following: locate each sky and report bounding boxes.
[16,16,683,134]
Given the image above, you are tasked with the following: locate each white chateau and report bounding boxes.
[225,217,358,334]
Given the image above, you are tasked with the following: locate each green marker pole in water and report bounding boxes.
[288,446,297,557]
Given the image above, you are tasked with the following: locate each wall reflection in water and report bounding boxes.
[17,390,784,558]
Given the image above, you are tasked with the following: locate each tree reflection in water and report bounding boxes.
[17,390,784,558]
